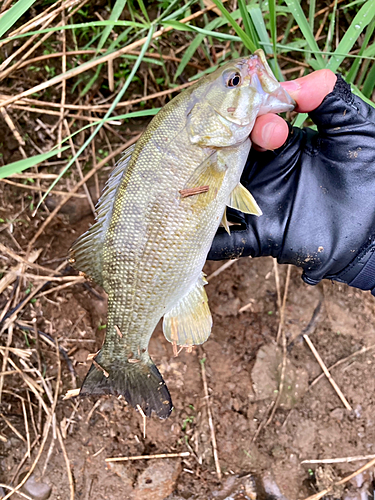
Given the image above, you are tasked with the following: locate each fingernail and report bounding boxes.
[261,122,276,147]
[281,80,301,92]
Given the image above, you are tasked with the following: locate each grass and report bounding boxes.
[1,0,374,181]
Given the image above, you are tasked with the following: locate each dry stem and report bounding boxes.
[200,357,221,480]
[106,451,190,462]
[303,334,352,411]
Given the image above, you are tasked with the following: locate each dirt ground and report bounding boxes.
[2,173,375,500]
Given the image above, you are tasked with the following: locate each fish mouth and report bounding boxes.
[244,50,296,112]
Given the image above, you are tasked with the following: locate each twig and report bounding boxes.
[310,343,375,388]
[302,455,375,500]
[289,299,323,345]
[206,259,238,282]
[302,454,375,464]
[179,186,209,197]
[0,178,86,198]
[0,412,27,442]
[92,360,109,378]
[0,107,26,149]
[200,357,221,480]
[276,263,290,344]
[137,404,146,439]
[303,334,352,411]
[56,426,74,500]
[34,278,85,298]
[0,244,53,276]
[266,265,291,427]
[114,325,123,338]
[21,399,31,458]
[106,451,190,462]
[0,484,34,500]
[273,258,282,314]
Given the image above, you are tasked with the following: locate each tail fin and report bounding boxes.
[80,351,172,419]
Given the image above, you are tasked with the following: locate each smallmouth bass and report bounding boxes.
[70,49,294,418]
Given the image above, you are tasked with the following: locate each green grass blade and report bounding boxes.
[96,0,128,53]
[248,6,283,79]
[0,0,37,39]
[293,112,308,128]
[174,33,204,82]
[173,17,222,82]
[210,0,257,52]
[137,0,150,24]
[362,62,375,97]
[326,0,375,72]
[0,148,68,179]
[37,26,155,210]
[351,83,375,108]
[268,0,277,55]
[284,0,325,68]
[346,18,375,83]
[309,0,316,31]
[238,0,260,49]
[80,64,102,97]
[161,20,194,32]
[323,0,338,55]
[162,0,197,22]
[59,109,160,146]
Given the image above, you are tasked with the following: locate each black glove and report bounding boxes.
[208,75,375,296]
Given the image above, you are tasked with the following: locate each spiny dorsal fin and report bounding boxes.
[69,144,136,286]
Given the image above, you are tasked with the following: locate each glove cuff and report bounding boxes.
[332,237,375,296]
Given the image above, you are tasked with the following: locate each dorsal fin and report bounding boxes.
[69,144,135,286]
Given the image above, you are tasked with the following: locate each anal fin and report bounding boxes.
[221,208,231,235]
[228,183,262,216]
[163,274,212,346]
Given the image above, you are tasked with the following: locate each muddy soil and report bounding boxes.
[2,187,375,500]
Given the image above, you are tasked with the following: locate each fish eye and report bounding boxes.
[226,72,242,88]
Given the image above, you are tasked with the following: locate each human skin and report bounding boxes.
[250,69,338,151]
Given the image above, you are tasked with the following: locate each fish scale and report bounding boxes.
[70,49,295,418]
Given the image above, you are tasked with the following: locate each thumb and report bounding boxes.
[281,69,337,113]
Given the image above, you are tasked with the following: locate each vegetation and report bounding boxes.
[0,0,374,185]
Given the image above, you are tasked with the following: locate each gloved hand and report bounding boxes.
[208,70,375,295]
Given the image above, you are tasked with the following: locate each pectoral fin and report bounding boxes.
[181,152,225,205]
[228,183,262,216]
[163,274,212,346]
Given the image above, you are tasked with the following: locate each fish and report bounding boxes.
[69,49,295,419]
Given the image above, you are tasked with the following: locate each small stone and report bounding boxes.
[251,344,309,409]
[21,474,51,500]
[133,459,181,500]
